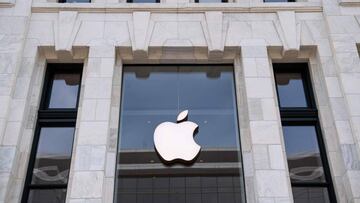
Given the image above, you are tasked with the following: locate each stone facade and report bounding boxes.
[0,0,360,202]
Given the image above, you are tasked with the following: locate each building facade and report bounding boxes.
[0,0,360,202]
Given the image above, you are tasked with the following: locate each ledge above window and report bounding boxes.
[0,0,15,7]
[31,2,322,13]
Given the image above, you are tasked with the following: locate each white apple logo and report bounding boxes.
[154,110,201,162]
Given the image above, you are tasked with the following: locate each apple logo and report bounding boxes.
[154,110,201,163]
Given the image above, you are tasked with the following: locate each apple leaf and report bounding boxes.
[177,110,188,122]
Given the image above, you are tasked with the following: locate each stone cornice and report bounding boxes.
[31,2,322,13]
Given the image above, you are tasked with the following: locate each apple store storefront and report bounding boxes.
[22,63,336,203]
[116,65,245,203]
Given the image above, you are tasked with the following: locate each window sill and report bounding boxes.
[31,2,322,13]
[339,0,360,6]
[0,0,15,7]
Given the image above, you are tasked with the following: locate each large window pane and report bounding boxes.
[116,65,244,203]
[60,0,90,2]
[282,125,325,182]
[130,0,158,3]
[292,187,330,203]
[197,0,224,3]
[28,189,66,203]
[48,73,81,109]
[31,127,75,185]
[275,72,308,108]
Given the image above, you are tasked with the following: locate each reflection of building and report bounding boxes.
[1,0,360,202]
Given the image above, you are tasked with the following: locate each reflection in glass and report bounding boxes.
[275,72,308,108]
[116,65,244,203]
[31,127,75,185]
[131,0,158,3]
[264,0,293,2]
[292,187,330,203]
[28,189,66,203]
[197,0,224,3]
[117,176,242,203]
[62,0,90,2]
[282,125,325,182]
[48,73,80,109]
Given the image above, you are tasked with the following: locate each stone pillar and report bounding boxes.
[66,45,115,203]
[0,0,36,201]
[240,40,293,202]
[322,15,360,201]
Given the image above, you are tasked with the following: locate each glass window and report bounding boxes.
[274,63,335,203]
[128,0,159,3]
[23,64,82,203]
[282,125,325,182]
[292,187,330,203]
[28,189,67,203]
[47,73,81,109]
[31,127,75,185]
[264,0,295,2]
[196,0,226,3]
[116,65,245,203]
[275,72,308,108]
[59,0,90,2]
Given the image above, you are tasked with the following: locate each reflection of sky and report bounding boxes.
[276,73,308,108]
[282,126,320,158]
[49,75,79,108]
[119,66,240,150]
[36,127,74,158]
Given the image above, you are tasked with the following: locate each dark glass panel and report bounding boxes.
[120,66,239,150]
[264,0,292,2]
[27,189,66,203]
[48,73,80,109]
[292,187,330,203]
[62,0,90,2]
[116,65,245,203]
[197,0,223,3]
[31,127,75,185]
[275,72,308,108]
[116,176,243,203]
[131,0,158,3]
[282,125,325,182]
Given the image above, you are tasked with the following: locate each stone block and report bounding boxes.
[253,145,270,169]
[256,170,289,197]
[2,121,21,146]
[0,147,15,172]
[325,77,343,98]
[74,145,106,171]
[336,121,355,144]
[77,122,108,145]
[268,145,286,170]
[83,78,112,99]
[245,78,274,99]
[347,95,360,116]
[250,121,281,144]
[70,171,104,198]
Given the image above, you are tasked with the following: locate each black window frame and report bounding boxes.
[273,63,337,203]
[194,0,228,3]
[263,0,295,2]
[115,64,247,203]
[127,0,160,3]
[58,0,91,3]
[22,64,83,203]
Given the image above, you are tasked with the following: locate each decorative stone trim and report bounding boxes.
[31,2,323,13]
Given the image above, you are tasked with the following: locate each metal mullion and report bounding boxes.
[29,184,68,189]
[291,182,329,187]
